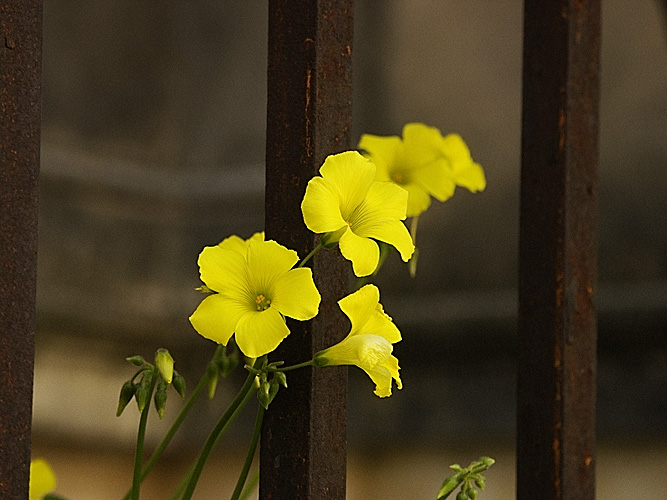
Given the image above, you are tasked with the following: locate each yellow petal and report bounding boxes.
[272,267,321,320]
[353,179,408,223]
[235,307,290,358]
[338,284,379,334]
[410,157,457,202]
[29,459,56,500]
[365,354,402,397]
[358,218,414,263]
[357,134,402,182]
[246,239,299,292]
[338,228,380,277]
[198,246,249,295]
[440,134,486,192]
[319,151,376,219]
[301,176,348,233]
[398,181,433,218]
[356,304,402,344]
[218,232,264,255]
[189,294,248,346]
[315,333,392,368]
[402,122,444,163]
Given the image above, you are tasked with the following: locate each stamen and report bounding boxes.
[255,294,271,311]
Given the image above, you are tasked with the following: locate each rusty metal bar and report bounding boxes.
[0,0,42,497]
[518,1,600,499]
[261,1,353,499]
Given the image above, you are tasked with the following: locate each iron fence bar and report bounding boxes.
[261,1,353,499]
[0,0,42,497]
[518,1,600,499]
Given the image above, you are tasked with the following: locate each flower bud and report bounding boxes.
[437,476,461,499]
[116,380,135,417]
[154,385,168,419]
[207,361,219,399]
[456,490,468,500]
[273,371,287,388]
[172,372,186,398]
[135,375,152,412]
[155,348,174,384]
[257,380,272,410]
[126,355,146,367]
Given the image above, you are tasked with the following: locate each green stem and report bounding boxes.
[229,403,265,500]
[297,243,323,268]
[180,362,262,500]
[238,469,259,500]
[122,374,208,500]
[131,373,158,500]
[168,386,257,500]
[271,359,314,372]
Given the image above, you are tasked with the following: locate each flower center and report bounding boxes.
[390,170,408,185]
[255,294,271,311]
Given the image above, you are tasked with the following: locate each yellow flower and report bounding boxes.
[301,151,414,277]
[358,122,486,217]
[29,458,56,500]
[190,237,321,358]
[313,284,402,397]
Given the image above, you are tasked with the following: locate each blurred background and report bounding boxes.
[32,0,667,498]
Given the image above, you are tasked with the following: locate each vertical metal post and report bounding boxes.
[0,0,42,497]
[261,1,352,499]
[518,1,600,499]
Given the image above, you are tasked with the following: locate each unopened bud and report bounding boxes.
[154,385,168,419]
[273,371,287,388]
[135,382,150,413]
[126,355,146,367]
[172,372,186,398]
[207,362,219,399]
[155,348,174,384]
[116,380,135,417]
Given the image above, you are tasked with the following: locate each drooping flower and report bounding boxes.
[29,458,56,500]
[358,122,486,218]
[190,237,321,358]
[301,150,414,277]
[313,284,402,397]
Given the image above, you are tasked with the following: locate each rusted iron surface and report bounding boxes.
[261,1,353,499]
[0,0,42,497]
[518,1,600,499]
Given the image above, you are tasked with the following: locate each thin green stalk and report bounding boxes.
[297,243,323,268]
[238,469,259,500]
[168,386,257,500]
[180,365,260,500]
[229,403,264,500]
[121,374,209,500]
[271,359,314,372]
[131,374,158,500]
